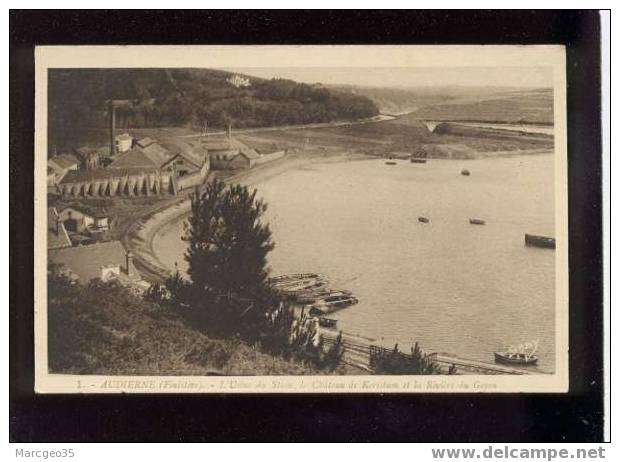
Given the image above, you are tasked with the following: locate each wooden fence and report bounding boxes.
[322,334,530,375]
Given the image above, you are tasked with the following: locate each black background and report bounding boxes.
[9,10,605,442]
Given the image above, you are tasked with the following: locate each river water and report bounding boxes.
[153,154,556,372]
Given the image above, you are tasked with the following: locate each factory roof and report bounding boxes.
[136,137,156,148]
[59,167,158,183]
[108,143,172,170]
[48,154,80,171]
[203,137,259,159]
[159,139,207,168]
[139,143,173,168]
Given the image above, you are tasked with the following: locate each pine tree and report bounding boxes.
[183,179,275,337]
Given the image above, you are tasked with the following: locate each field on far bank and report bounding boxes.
[402,88,554,125]
[236,120,553,159]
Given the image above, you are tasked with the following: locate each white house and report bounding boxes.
[115,133,133,153]
[227,74,251,88]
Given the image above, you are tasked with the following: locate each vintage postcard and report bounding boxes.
[34,45,568,393]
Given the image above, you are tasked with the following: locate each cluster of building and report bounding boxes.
[48,204,110,249]
[49,129,284,199]
[49,229,148,293]
[226,74,251,88]
[48,204,148,291]
[47,99,287,288]
[48,133,211,198]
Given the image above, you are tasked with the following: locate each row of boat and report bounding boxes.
[385,157,427,166]
[418,216,486,225]
[268,273,359,326]
[416,219,556,249]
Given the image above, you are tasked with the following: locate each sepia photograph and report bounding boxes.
[34,45,568,393]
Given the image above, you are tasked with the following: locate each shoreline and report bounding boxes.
[123,150,550,375]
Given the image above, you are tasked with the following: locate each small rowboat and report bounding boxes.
[275,279,327,294]
[309,294,359,316]
[385,161,397,165]
[410,158,427,164]
[418,216,430,223]
[317,317,338,328]
[461,169,471,176]
[297,289,352,304]
[494,352,539,366]
[269,273,324,284]
[524,234,556,249]
[469,218,486,225]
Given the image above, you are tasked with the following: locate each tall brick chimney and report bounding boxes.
[125,251,133,275]
[109,101,116,157]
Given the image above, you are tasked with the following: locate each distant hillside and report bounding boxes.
[405,88,554,125]
[329,85,475,115]
[331,85,553,125]
[48,69,379,150]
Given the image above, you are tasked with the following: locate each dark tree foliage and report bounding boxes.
[178,180,344,371]
[47,69,379,151]
[372,342,441,375]
[182,179,276,340]
[261,305,343,371]
[323,331,345,372]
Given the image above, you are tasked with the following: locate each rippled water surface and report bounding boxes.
[154,155,556,372]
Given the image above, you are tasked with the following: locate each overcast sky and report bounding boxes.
[222,67,553,88]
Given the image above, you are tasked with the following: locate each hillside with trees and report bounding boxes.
[48,68,379,150]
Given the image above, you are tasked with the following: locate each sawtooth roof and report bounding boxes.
[59,167,158,184]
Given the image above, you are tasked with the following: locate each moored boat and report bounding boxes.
[269,273,324,284]
[274,278,327,294]
[296,289,352,304]
[494,351,539,366]
[418,216,430,223]
[461,169,471,176]
[385,161,397,165]
[524,233,556,249]
[309,294,359,316]
[469,218,486,225]
[410,158,427,164]
[317,317,338,328]
[270,273,328,296]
